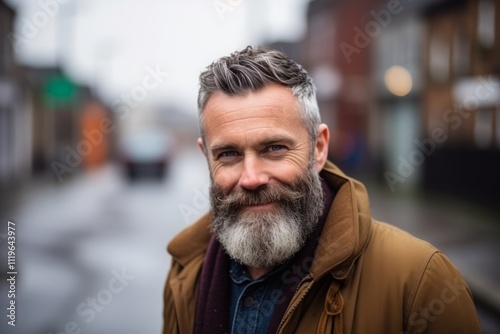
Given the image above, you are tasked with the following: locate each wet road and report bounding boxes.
[0,148,209,334]
[0,147,499,333]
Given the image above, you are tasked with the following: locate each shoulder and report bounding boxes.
[362,220,481,332]
[167,212,212,267]
[362,220,449,306]
[366,220,468,282]
[364,220,445,288]
[368,220,438,261]
[335,221,482,333]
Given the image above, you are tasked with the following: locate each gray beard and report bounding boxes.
[209,162,324,268]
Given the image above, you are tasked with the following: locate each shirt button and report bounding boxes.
[244,296,254,307]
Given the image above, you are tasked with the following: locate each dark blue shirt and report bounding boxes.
[228,259,290,333]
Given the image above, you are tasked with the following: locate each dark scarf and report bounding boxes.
[194,179,334,334]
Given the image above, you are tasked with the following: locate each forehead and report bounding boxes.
[201,85,306,141]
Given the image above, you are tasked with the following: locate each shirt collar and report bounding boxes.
[229,258,290,284]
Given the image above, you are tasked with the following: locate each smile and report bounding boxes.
[242,202,276,211]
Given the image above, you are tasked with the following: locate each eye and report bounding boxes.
[217,151,240,162]
[266,145,287,154]
[269,145,284,151]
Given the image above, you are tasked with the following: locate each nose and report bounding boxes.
[238,155,270,190]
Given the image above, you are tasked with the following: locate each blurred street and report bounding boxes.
[1,1,500,332]
[0,148,210,334]
[1,147,499,333]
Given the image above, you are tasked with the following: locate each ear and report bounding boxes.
[314,124,330,172]
[197,137,207,157]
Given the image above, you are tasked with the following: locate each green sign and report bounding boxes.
[44,75,77,107]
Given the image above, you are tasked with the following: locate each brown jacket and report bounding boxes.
[163,161,482,333]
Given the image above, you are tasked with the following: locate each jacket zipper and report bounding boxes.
[277,275,314,332]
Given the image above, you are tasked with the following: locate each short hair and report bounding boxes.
[197,46,321,144]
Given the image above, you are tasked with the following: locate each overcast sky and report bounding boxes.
[7,0,310,114]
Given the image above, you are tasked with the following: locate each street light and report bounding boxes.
[384,65,413,97]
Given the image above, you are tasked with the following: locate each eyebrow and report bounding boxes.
[209,135,296,155]
[259,135,296,148]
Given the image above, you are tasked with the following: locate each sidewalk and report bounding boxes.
[363,177,500,332]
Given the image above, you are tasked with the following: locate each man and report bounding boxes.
[163,46,482,333]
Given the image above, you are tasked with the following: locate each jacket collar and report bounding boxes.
[311,160,372,280]
[167,213,212,268]
[167,160,372,278]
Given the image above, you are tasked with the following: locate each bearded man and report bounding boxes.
[162,46,482,334]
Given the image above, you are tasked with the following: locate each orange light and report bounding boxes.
[384,66,413,97]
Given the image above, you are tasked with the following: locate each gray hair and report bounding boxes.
[197,46,321,144]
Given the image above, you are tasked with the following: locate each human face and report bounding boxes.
[199,84,315,201]
[198,84,329,268]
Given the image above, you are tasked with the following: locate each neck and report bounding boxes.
[247,266,273,280]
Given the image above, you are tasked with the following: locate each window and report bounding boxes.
[477,0,495,49]
[474,108,493,148]
[453,29,470,77]
[429,34,450,84]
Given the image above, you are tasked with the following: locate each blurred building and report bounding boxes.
[0,0,33,190]
[301,0,398,175]
[297,0,499,208]
[300,0,440,183]
[24,68,76,173]
[8,65,99,184]
[79,99,111,170]
[421,0,500,207]
[0,0,108,190]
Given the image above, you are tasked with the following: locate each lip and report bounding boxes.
[242,202,276,211]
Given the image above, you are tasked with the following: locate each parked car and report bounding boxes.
[119,128,174,180]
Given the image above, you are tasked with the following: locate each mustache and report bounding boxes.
[212,183,305,212]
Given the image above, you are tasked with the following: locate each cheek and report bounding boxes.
[210,164,240,194]
[271,163,304,185]
[271,151,311,182]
